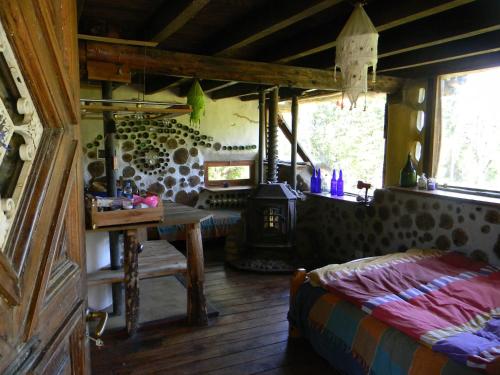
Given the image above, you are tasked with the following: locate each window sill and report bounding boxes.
[304,191,370,204]
[387,186,500,207]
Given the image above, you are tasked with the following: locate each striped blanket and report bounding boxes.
[309,249,500,374]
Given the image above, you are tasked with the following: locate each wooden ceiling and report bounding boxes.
[78,0,500,100]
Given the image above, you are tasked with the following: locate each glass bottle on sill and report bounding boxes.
[337,169,344,196]
[310,169,317,193]
[400,153,417,187]
[330,169,337,195]
[316,168,322,193]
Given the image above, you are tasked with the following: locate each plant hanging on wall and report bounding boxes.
[186,79,205,127]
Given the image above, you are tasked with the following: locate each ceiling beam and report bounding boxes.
[145,0,211,44]
[268,0,476,64]
[169,0,345,95]
[83,41,403,92]
[211,0,344,57]
[382,50,500,78]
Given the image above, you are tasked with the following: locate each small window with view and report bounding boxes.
[435,67,500,194]
[204,160,255,187]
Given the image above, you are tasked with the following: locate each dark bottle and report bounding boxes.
[330,169,337,195]
[337,169,344,196]
[400,153,417,187]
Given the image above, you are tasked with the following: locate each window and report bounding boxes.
[278,93,387,192]
[204,160,255,187]
[436,67,500,192]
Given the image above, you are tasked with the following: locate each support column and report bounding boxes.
[102,82,122,316]
[258,89,266,184]
[267,87,279,183]
[291,95,298,190]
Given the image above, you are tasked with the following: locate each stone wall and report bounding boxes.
[297,188,500,267]
[81,84,260,205]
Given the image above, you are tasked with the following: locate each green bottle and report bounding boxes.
[400,153,417,187]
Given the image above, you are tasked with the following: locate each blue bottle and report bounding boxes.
[337,169,344,196]
[316,168,322,192]
[330,169,337,195]
[310,169,317,193]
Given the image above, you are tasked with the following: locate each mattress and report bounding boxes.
[289,249,500,374]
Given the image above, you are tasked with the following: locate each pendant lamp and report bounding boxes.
[334,4,378,109]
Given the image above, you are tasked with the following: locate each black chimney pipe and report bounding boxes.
[267,87,279,183]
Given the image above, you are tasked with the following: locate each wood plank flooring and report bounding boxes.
[90,259,334,374]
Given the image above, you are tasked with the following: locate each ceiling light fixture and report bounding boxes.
[334,3,378,110]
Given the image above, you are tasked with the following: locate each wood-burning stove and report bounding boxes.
[245,183,297,261]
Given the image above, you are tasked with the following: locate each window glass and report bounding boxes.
[207,165,250,181]
[416,110,425,132]
[278,93,387,191]
[436,67,500,191]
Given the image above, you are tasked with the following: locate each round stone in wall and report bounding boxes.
[192,162,200,169]
[188,175,201,187]
[452,228,468,247]
[87,151,97,159]
[122,153,133,163]
[189,147,198,157]
[198,170,204,177]
[415,212,435,231]
[179,165,190,175]
[164,176,177,188]
[173,148,189,164]
[213,142,221,151]
[166,190,174,198]
[399,214,413,229]
[485,210,499,224]
[378,206,390,221]
[147,182,165,195]
[481,225,490,234]
[436,235,451,250]
[168,167,176,174]
[405,199,418,213]
[122,166,136,178]
[167,138,178,149]
[439,214,454,230]
[122,141,135,152]
[494,234,500,258]
[471,249,489,263]
[88,161,105,178]
[134,175,142,181]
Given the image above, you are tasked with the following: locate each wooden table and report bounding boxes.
[91,202,213,335]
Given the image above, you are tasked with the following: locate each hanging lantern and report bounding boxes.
[334,4,378,110]
[186,79,205,127]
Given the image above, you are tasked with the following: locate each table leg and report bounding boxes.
[124,229,139,335]
[185,222,208,325]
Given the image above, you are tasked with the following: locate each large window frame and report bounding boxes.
[422,68,500,197]
[204,160,255,187]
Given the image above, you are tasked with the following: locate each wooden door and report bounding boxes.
[0,1,89,374]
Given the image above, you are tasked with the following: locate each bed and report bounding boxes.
[288,249,500,375]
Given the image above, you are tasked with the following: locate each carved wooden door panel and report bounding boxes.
[0,1,88,374]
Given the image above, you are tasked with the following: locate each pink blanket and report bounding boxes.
[310,249,500,373]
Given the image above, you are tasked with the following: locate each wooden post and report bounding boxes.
[258,89,266,184]
[289,268,306,338]
[267,87,279,183]
[291,95,299,189]
[124,229,139,335]
[186,223,208,326]
[102,81,123,316]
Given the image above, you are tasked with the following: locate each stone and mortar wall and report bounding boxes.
[297,188,500,268]
[81,85,260,204]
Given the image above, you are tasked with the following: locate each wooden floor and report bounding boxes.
[90,258,334,374]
